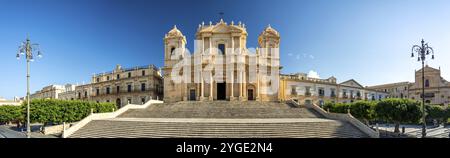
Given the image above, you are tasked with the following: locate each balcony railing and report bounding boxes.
[305,92,311,96]
[90,88,159,97]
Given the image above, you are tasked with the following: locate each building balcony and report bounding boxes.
[91,88,158,97]
[305,92,311,96]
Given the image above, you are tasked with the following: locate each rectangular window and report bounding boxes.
[84,91,87,98]
[116,86,120,93]
[142,70,145,76]
[318,88,325,97]
[127,85,132,92]
[128,72,131,78]
[96,78,100,83]
[141,83,146,91]
[117,74,120,80]
[106,87,110,94]
[305,87,311,96]
[107,76,110,81]
[218,44,225,54]
[96,88,99,96]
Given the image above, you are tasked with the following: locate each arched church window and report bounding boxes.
[170,47,176,55]
[425,79,430,87]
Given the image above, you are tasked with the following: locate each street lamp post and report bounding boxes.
[411,39,434,138]
[16,36,42,138]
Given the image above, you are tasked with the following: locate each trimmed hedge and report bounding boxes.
[426,105,449,125]
[27,99,117,125]
[323,102,351,113]
[0,105,23,124]
[0,99,116,125]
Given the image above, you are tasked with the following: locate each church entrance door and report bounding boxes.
[217,82,226,100]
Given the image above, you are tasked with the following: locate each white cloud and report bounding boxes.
[296,54,300,60]
[307,70,320,79]
[288,53,293,56]
[309,55,315,59]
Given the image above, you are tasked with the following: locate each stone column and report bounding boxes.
[239,71,243,100]
[243,69,247,101]
[201,72,204,100]
[230,72,235,101]
[209,37,212,54]
[257,74,260,101]
[183,82,188,101]
[210,72,213,101]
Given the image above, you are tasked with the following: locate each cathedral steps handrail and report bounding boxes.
[288,99,380,138]
[62,99,163,138]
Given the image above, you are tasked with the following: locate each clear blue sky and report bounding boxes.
[1,0,449,99]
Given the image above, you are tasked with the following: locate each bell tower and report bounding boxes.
[257,25,281,101]
[163,25,187,102]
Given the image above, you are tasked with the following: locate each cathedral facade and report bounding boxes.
[163,19,280,103]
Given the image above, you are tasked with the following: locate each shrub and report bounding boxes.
[426,105,447,125]
[350,101,376,125]
[0,105,23,124]
[22,99,116,126]
[322,102,350,113]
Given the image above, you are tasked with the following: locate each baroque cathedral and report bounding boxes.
[163,19,281,103]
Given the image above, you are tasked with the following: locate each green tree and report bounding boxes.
[23,99,116,131]
[374,98,422,133]
[350,101,376,125]
[426,105,447,126]
[0,105,22,125]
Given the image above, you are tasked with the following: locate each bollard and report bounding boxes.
[62,122,66,137]
[327,108,330,113]
[112,108,115,112]
[91,108,94,115]
[347,108,351,114]
[157,96,159,100]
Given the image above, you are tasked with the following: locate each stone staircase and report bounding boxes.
[119,101,323,118]
[69,118,368,138]
[68,101,370,138]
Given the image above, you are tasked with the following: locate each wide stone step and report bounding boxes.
[119,102,323,118]
[69,119,368,138]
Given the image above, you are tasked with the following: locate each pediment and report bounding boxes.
[212,24,232,33]
[340,79,364,88]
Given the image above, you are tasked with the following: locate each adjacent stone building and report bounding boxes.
[30,84,67,99]
[75,64,163,107]
[58,84,77,100]
[0,96,22,106]
[279,73,388,106]
[368,65,450,106]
